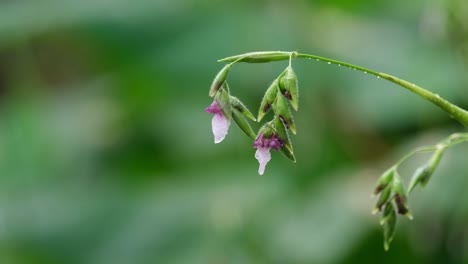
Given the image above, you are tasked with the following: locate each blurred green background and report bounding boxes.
[0,0,468,263]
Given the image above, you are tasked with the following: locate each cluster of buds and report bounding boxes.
[205,51,468,251]
[372,142,449,250]
[372,167,411,251]
[205,53,299,175]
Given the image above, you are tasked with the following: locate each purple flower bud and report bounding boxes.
[253,133,283,175]
[205,100,230,144]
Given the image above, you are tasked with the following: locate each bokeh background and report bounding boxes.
[0,0,468,263]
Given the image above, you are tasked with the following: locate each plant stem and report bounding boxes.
[296,53,468,127]
[220,51,468,127]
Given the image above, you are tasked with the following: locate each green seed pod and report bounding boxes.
[229,96,256,121]
[392,172,412,219]
[382,202,397,251]
[209,64,231,97]
[219,51,296,63]
[373,185,392,214]
[408,147,445,193]
[279,66,299,111]
[273,118,295,162]
[232,108,256,140]
[272,91,296,134]
[214,84,232,121]
[258,80,279,122]
[373,167,395,195]
[380,202,395,225]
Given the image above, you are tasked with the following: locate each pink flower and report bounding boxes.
[253,133,283,175]
[205,100,230,144]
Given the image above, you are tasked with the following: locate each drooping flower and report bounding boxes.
[205,100,230,144]
[253,133,283,175]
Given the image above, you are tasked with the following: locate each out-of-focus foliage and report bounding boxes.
[0,0,467,263]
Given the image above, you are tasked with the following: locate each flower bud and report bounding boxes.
[373,185,392,214]
[258,80,279,122]
[257,123,274,139]
[232,108,256,140]
[209,64,231,97]
[214,84,232,121]
[373,167,395,195]
[408,147,445,193]
[392,172,412,219]
[380,202,395,225]
[382,202,397,251]
[279,66,299,111]
[229,96,256,121]
[219,51,297,63]
[273,118,295,162]
[273,91,296,134]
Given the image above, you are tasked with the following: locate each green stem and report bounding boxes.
[394,132,468,167]
[220,51,468,127]
[394,146,437,167]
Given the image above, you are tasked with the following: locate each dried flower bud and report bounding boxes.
[373,167,395,195]
[382,202,397,251]
[279,66,299,111]
[209,64,231,97]
[258,80,279,122]
[272,91,296,134]
[219,51,297,63]
[392,172,412,219]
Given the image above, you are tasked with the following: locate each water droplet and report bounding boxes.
[316,59,319,61]
[364,71,367,74]
[327,62,331,65]
[338,64,341,67]
[377,76,380,79]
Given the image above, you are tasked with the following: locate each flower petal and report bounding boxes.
[212,113,230,144]
[255,147,271,175]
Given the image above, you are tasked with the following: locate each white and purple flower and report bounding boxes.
[205,100,230,144]
[253,133,283,175]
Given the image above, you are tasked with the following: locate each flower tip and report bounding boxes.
[371,208,379,215]
[211,113,230,144]
[384,243,390,252]
[406,212,414,220]
[255,147,271,176]
[214,137,225,144]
